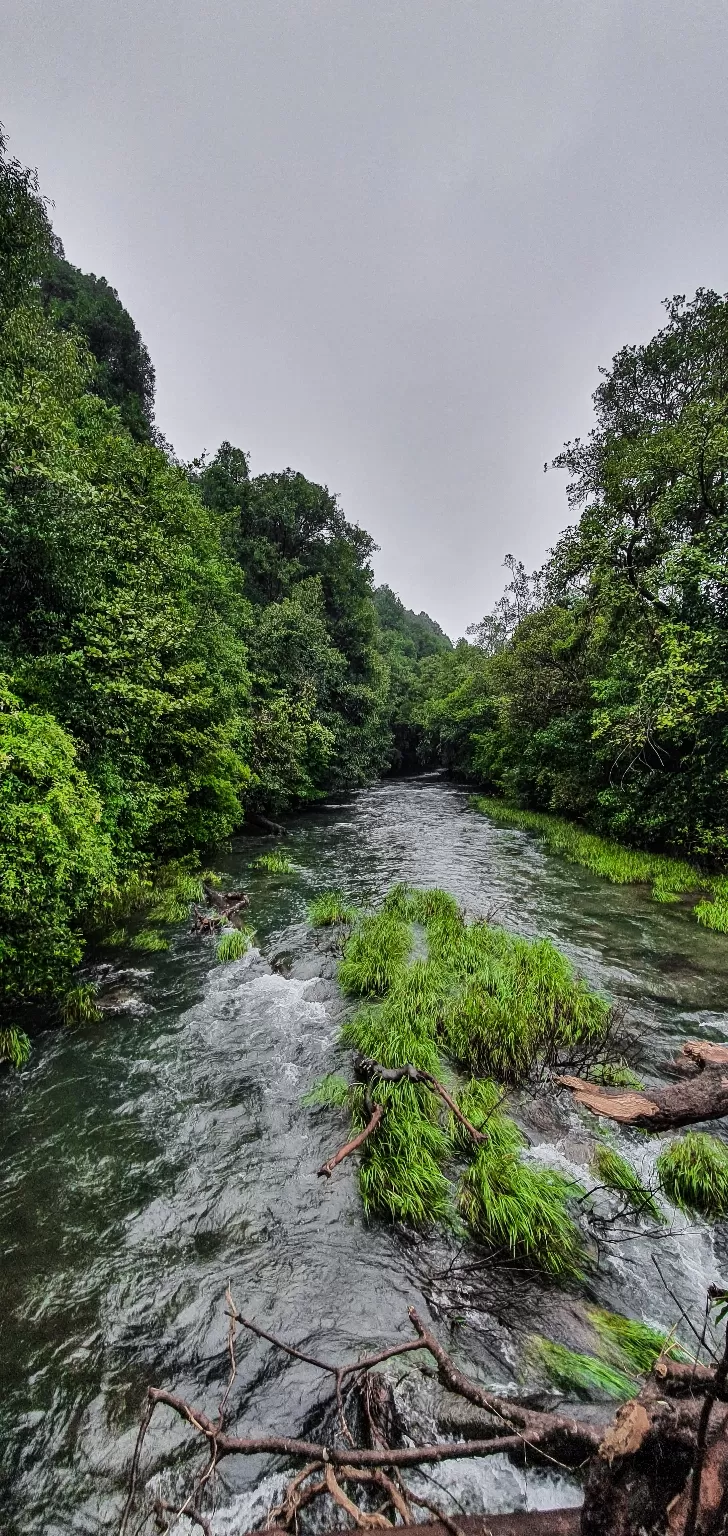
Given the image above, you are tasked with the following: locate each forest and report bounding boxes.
[2,127,728,1057]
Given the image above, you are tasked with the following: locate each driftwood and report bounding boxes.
[203,884,251,920]
[318,1102,386,1177]
[121,1289,728,1536]
[247,812,285,836]
[558,1038,728,1130]
[358,1059,491,1145]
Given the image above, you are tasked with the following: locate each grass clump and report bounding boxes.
[316,882,625,1264]
[216,928,254,963]
[459,1142,586,1278]
[308,891,358,927]
[588,1308,689,1374]
[61,982,102,1026]
[592,1144,664,1223]
[695,883,728,933]
[656,1132,728,1219]
[254,851,293,874]
[302,1073,351,1108]
[0,1027,31,1067]
[449,1077,506,1151]
[338,912,412,995]
[529,1337,635,1401]
[438,928,612,1084]
[128,928,169,952]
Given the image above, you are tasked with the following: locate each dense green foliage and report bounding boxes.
[0,132,443,1043]
[307,883,629,1274]
[396,293,728,885]
[40,244,156,441]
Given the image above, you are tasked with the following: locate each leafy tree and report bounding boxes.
[0,680,113,1016]
[416,293,728,863]
[41,242,155,441]
[199,448,392,796]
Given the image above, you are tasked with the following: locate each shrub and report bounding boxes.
[656,1132,728,1219]
[0,685,113,1021]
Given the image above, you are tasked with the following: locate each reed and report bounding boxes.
[471,796,728,930]
[0,1027,31,1067]
[459,1143,586,1278]
[60,982,102,1026]
[588,1308,690,1374]
[128,928,169,952]
[529,1337,635,1401]
[338,912,412,995]
[302,1073,351,1107]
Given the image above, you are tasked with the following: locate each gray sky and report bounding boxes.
[3,1,728,637]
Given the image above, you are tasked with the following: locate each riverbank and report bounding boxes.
[471,796,728,932]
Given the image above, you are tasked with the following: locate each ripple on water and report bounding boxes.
[1,777,728,1532]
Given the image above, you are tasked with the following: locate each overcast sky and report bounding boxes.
[3,1,728,636]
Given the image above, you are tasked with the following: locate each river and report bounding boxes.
[2,776,728,1534]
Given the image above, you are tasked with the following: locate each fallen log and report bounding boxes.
[246,812,284,836]
[242,1515,582,1536]
[557,1069,728,1129]
[203,884,251,919]
[670,1041,728,1077]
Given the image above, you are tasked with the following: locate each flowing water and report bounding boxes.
[2,776,728,1534]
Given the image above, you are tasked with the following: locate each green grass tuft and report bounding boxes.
[459,1143,586,1278]
[356,1078,453,1225]
[588,1308,690,1374]
[592,1145,664,1223]
[695,892,728,932]
[308,890,358,927]
[302,1073,351,1108]
[338,912,412,995]
[216,928,254,963]
[529,1337,635,1400]
[254,851,293,874]
[0,1027,31,1067]
[657,1132,728,1219]
[61,982,102,1026]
